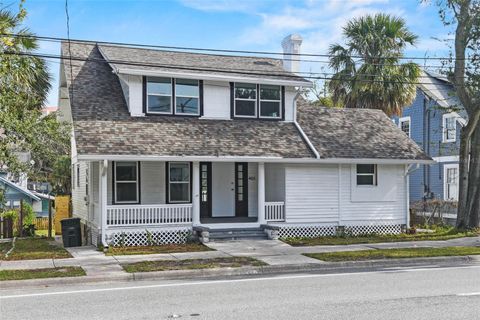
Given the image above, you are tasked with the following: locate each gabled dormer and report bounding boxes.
[97,34,311,121]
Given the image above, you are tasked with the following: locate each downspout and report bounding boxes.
[293,88,320,159]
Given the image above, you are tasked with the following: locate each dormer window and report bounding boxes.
[147,77,172,114]
[260,85,281,118]
[233,83,283,119]
[234,83,257,117]
[175,79,200,115]
[145,77,201,116]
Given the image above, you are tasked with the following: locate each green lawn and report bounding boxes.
[283,227,479,246]
[0,267,85,281]
[305,246,480,262]
[3,238,72,260]
[106,243,213,256]
[0,242,13,260]
[122,257,267,273]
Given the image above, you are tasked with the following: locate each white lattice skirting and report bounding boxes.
[278,225,337,238]
[106,227,191,247]
[278,224,404,238]
[344,224,403,236]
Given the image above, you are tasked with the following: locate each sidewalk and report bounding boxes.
[1,236,479,285]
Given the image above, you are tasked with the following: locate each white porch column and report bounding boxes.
[100,160,108,247]
[257,162,266,225]
[192,161,200,226]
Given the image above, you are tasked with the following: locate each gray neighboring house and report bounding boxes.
[58,35,432,247]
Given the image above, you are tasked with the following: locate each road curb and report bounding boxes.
[1,255,477,289]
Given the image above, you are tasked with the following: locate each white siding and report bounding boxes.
[72,161,88,222]
[108,161,166,205]
[119,74,144,117]
[285,164,339,223]
[285,164,407,225]
[91,162,100,227]
[284,88,296,122]
[340,164,406,225]
[202,81,231,119]
[265,163,285,201]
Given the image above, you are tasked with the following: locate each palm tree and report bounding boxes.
[0,4,51,108]
[328,13,420,116]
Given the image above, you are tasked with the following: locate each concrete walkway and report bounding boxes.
[0,236,479,274]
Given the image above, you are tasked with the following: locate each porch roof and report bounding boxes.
[296,101,431,161]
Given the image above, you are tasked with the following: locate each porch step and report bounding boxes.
[208,228,267,241]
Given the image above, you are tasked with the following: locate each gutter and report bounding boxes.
[293,88,320,159]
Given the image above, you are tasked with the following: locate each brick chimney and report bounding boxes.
[281,34,303,74]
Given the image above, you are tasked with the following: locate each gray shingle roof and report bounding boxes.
[62,42,314,158]
[296,101,431,160]
[62,41,430,161]
[97,44,310,84]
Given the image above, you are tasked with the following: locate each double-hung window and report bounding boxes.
[234,83,257,117]
[114,162,139,204]
[147,77,172,114]
[175,79,200,115]
[444,164,459,201]
[168,162,191,203]
[260,85,281,118]
[443,113,457,143]
[356,164,377,186]
[398,116,411,137]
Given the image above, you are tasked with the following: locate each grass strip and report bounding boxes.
[4,238,72,260]
[304,246,480,262]
[0,266,85,281]
[283,227,479,246]
[122,257,267,273]
[0,242,13,260]
[106,243,213,256]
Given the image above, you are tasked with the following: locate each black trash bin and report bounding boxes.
[61,218,82,247]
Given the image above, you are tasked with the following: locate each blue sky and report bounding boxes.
[16,0,454,106]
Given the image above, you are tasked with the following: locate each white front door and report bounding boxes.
[211,162,235,217]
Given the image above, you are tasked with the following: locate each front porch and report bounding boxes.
[93,160,286,246]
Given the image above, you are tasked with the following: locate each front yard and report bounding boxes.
[1,238,72,260]
[283,227,479,246]
[305,246,480,262]
[105,243,213,256]
[122,257,266,273]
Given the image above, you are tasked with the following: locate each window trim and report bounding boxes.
[233,83,257,118]
[356,164,378,187]
[442,113,457,143]
[145,77,173,115]
[259,84,282,119]
[167,162,191,204]
[113,161,140,205]
[398,116,411,137]
[443,163,459,201]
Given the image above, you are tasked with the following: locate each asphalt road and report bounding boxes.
[1,265,480,320]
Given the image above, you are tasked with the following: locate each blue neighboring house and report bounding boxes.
[393,71,467,203]
[0,174,53,217]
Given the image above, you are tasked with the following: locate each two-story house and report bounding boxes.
[59,35,431,247]
[393,71,467,203]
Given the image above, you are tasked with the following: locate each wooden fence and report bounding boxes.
[34,217,51,231]
[0,216,14,239]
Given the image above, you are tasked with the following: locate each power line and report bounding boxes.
[1,33,453,69]
[0,32,472,62]
[65,0,74,110]
[1,50,467,87]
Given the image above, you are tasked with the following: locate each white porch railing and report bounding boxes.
[265,201,285,222]
[106,204,192,227]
